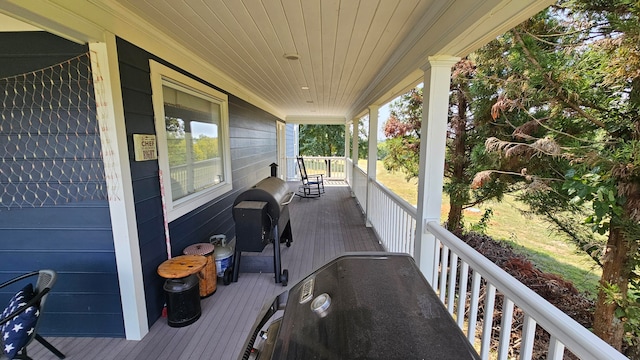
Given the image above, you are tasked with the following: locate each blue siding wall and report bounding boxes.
[0,32,123,337]
[115,38,278,327]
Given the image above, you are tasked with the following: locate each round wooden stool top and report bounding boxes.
[157,255,207,279]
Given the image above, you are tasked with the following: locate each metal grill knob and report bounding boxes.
[310,293,331,317]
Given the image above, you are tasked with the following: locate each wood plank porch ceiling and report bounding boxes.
[0,0,553,120]
[103,0,550,120]
[26,183,383,360]
[114,0,431,118]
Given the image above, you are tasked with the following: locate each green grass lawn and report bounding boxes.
[359,161,602,297]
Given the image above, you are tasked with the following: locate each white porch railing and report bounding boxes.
[352,164,367,211]
[345,158,353,187]
[349,162,627,360]
[369,180,416,255]
[285,156,346,180]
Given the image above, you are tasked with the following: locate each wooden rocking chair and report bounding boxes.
[296,157,324,198]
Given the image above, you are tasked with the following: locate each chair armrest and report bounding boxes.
[0,272,39,290]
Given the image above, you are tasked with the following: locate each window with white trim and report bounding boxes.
[150,61,232,221]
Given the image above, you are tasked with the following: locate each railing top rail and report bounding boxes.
[287,156,345,160]
[426,222,627,360]
[369,180,417,217]
[353,165,367,176]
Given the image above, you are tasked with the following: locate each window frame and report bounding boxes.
[150,60,232,221]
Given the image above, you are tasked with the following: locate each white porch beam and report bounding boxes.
[286,115,346,124]
[89,37,148,340]
[0,12,40,31]
[414,55,460,285]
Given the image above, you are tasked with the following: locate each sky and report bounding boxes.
[378,103,391,139]
[358,101,391,141]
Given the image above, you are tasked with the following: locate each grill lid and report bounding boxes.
[268,254,481,359]
[233,177,293,221]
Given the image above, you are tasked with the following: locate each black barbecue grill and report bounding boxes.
[239,253,482,360]
[231,176,295,286]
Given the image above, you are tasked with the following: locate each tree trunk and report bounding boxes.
[446,79,469,233]
[593,226,631,350]
[447,202,464,232]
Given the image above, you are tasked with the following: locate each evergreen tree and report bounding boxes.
[382,61,507,232]
[382,1,640,351]
[472,3,640,351]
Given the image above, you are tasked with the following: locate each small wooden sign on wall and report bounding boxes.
[133,134,158,161]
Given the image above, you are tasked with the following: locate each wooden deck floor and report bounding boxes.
[27,182,383,360]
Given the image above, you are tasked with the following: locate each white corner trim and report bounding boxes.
[89,37,148,340]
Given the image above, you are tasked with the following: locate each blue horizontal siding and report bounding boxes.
[0,229,114,250]
[0,32,123,337]
[116,37,280,328]
[0,32,90,78]
[39,313,124,337]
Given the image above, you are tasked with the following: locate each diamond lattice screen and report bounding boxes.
[0,52,107,209]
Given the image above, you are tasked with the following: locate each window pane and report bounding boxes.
[163,84,224,201]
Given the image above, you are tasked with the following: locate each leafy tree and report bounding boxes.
[357,116,369,161]
[377,140,389,160]
[299,124,345,176]
[192,135,219,161]
[166,117,186,166]
[471,2,640,351]
[383,88,422,179]
[299,124,344,156]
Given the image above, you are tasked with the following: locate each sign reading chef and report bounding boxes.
[133,134,158,161]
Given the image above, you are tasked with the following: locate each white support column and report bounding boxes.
[351,118,359,165]
[414,55,460,285]
[344,121,350,182]
[365,105,379,227]
[89,37,149,340]
[351,118,359,196]
[366,106,379,181]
